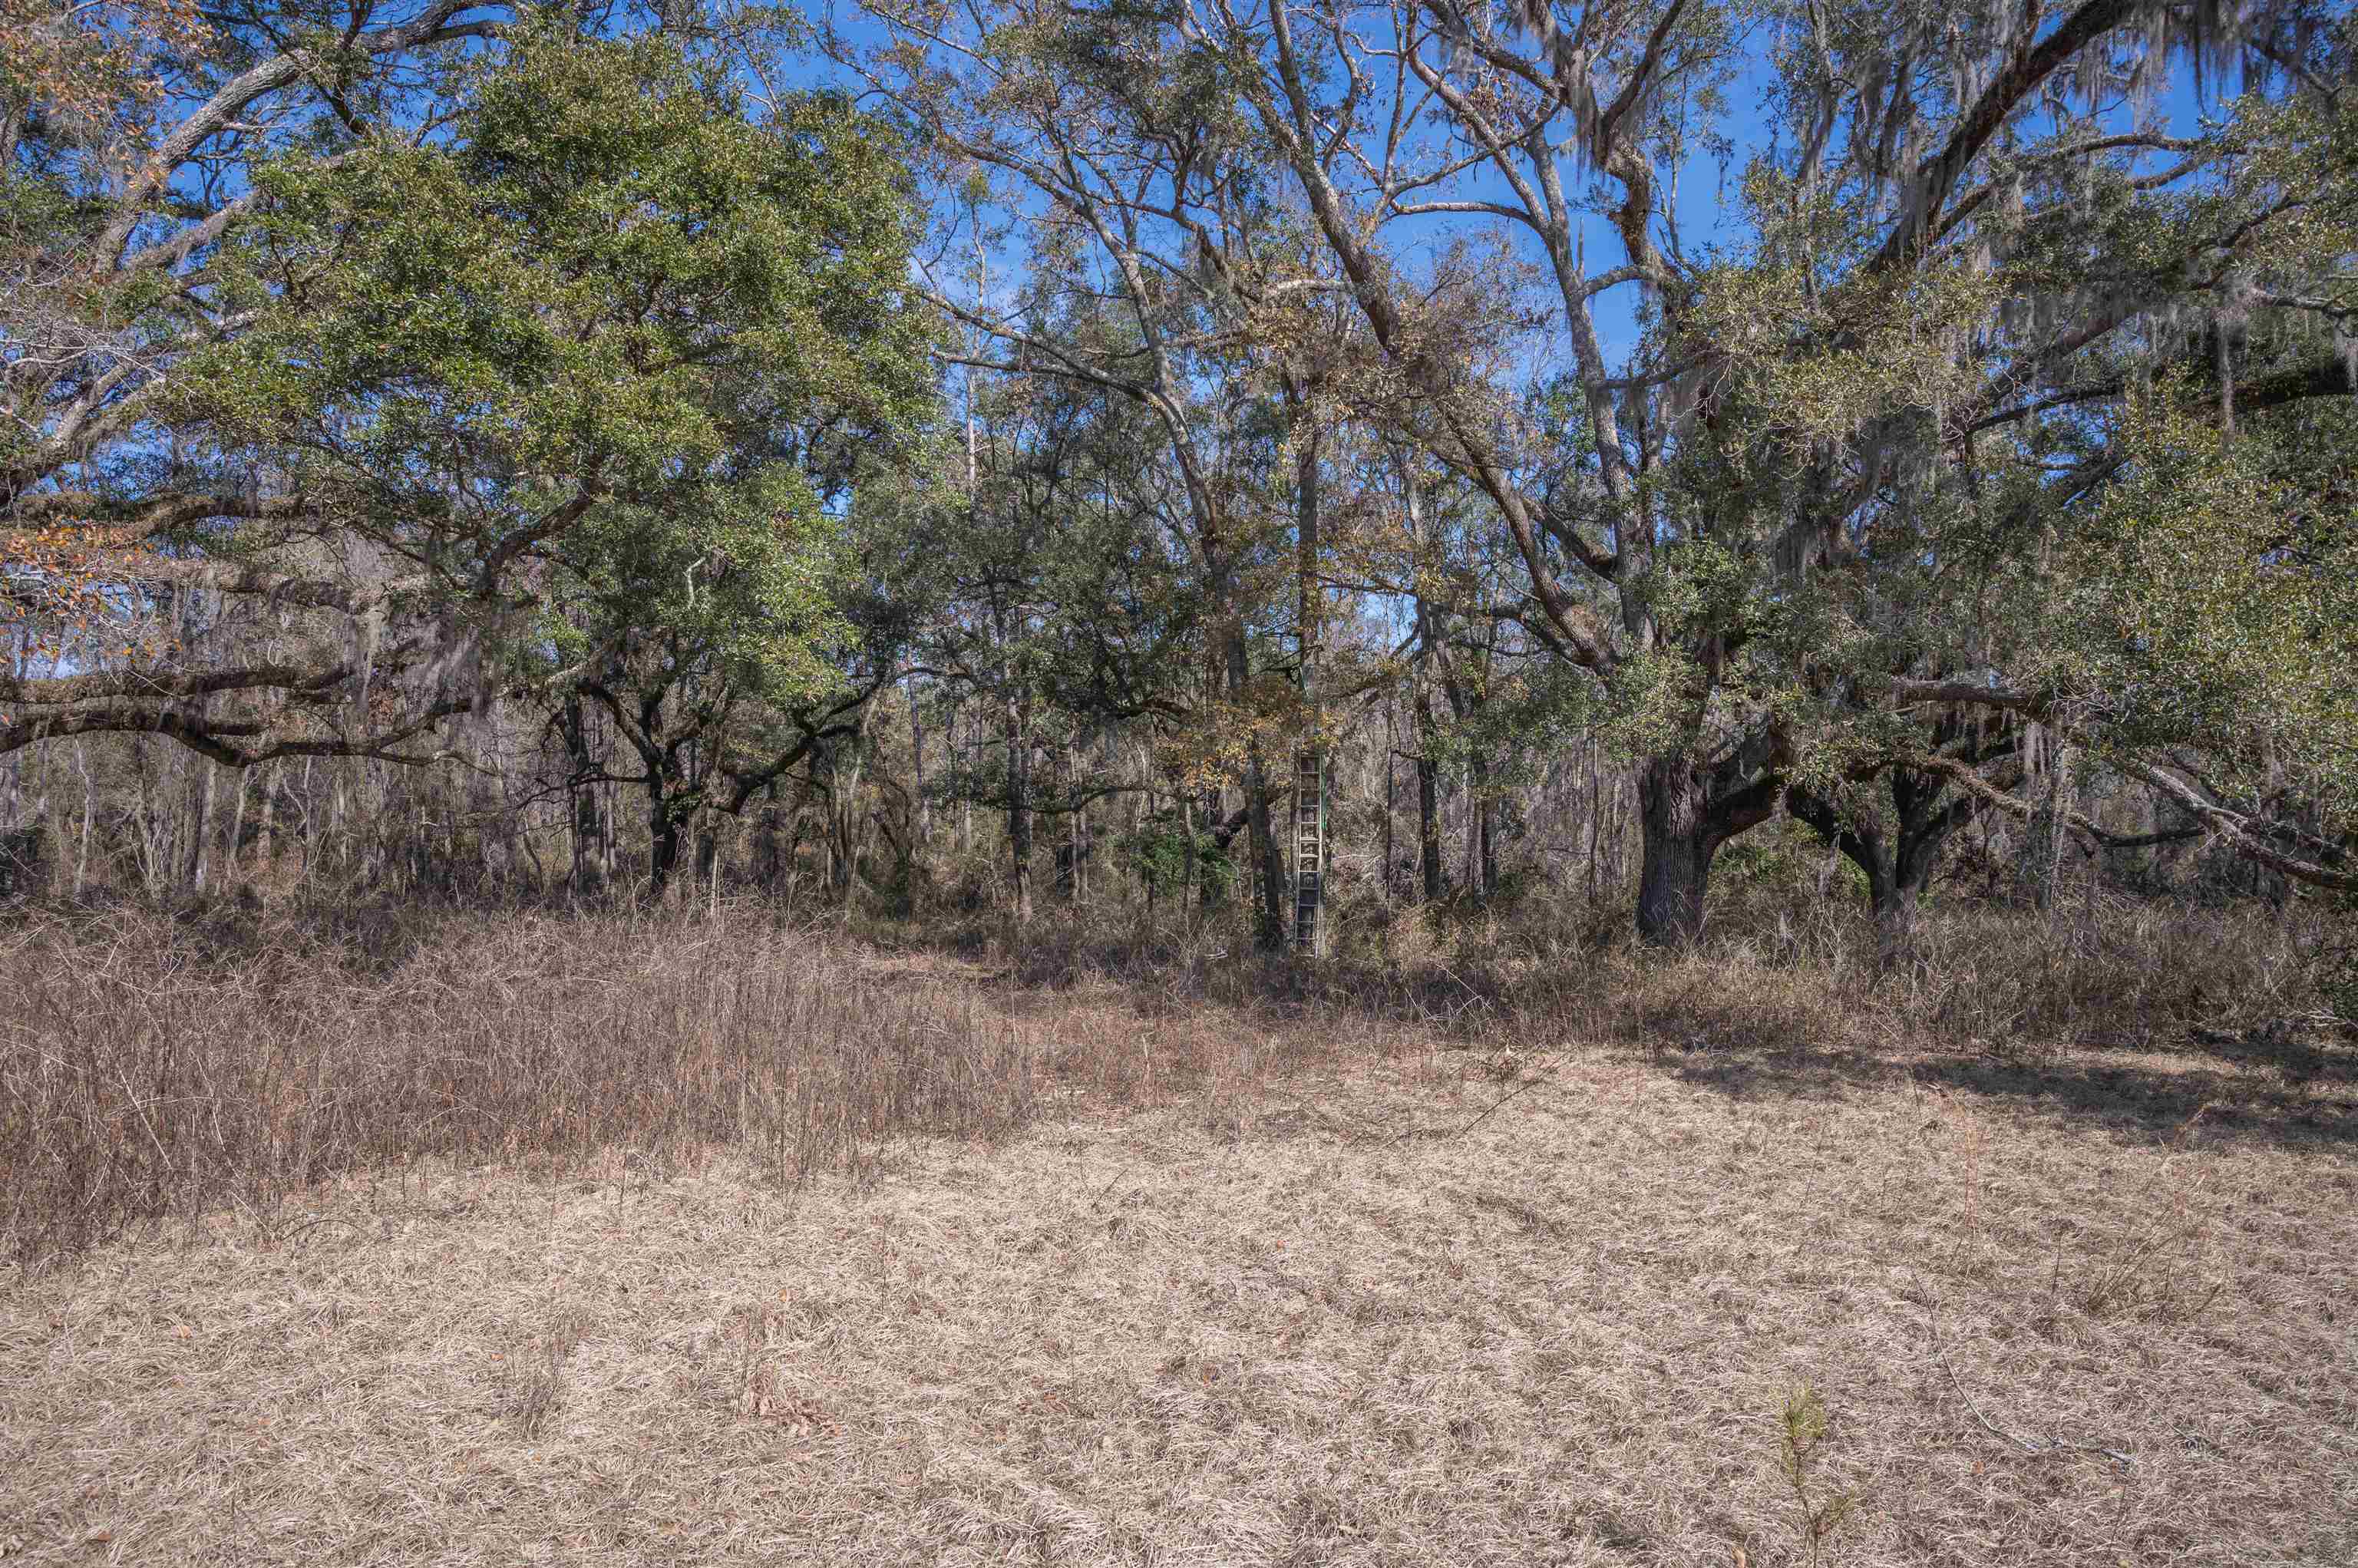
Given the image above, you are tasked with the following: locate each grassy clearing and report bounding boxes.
[2,901,2354,1565]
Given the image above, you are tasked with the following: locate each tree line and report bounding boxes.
[2,0,2352,954]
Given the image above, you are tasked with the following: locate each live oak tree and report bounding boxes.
[1742,8,2358,906]
[2,10,932,840]
[2,0,512,759]
[1189,0,2354,941]
[396,40,938,897]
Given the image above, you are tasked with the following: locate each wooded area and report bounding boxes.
[2,0,2352,972]
[5,12,2357,1559]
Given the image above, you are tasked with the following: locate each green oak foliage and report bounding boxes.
[1665,54,2358,900]
[190,18,933,701]
[2037,395,2358,819]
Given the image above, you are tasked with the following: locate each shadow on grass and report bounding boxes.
[1655,1035,2358,1155]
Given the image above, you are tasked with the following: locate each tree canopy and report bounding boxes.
[2,0,2350,942]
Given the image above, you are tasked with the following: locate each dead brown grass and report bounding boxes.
[2,897,2354,1566]
[0,903,1042,1268]
[5,1048,2353,1566]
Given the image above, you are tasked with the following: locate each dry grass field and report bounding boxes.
[3,903,2354,1566]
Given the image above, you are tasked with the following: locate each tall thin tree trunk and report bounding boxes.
[326,764,348,881]
[1068,748,1086,903]
[1465,755,1497,903]
[254,762,277,883]
[1006,697,1032,922]
[1462,762,1477,894]
[224,764,250,891]
[297,757,317,888]
[1179,794,1197,924]
[1586,741,1603,902]
[43,746,68,896]
[184,758,216,895]
[1290,375,1324,952]
[73,741,94,897]
[910,679,930,850]
[1244,746,1285,949]
[1198,788,1224,910]
[1415,692,1444,902]
[1382,705,1396,899]
[1213,595,1285,948]
[953,705,969,856]
[601,776,618,886]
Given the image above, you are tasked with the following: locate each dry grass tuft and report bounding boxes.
[0,903,1042,1267]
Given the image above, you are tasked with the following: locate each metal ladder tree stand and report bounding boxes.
[1292,748,1324,955]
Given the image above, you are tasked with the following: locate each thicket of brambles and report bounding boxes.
[2,0,2352,995]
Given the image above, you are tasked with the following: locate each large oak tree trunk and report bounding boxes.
[1635,756,1713,946]
[647,797,685,901]
[1873,879,1923,966]
[1635,748,1786,946]
[1788,764,1990,966]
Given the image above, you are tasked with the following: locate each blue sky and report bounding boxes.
[796,2,2242,387]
